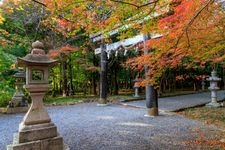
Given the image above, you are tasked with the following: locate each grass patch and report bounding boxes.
[44,94,137,105]
[178,105,225,149]
[45,96,84,104]
[178,106,225,130]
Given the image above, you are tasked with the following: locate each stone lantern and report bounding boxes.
[206,70,221,107]
[133,78,140,98]
[7,41,65,150]
[6,70,28,113]
[201,78,206,91]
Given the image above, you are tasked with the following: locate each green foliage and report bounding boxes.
[0,48,16,96]
[0,91,12,107]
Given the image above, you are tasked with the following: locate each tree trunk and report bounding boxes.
[113,65,119,95]
[59,62,62,94]
[68,55,74,96]
[52,70,56,97]
[92,75,97,95]
[61,53,68,97]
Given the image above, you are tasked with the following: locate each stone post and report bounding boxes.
[206,70,221,107]
[7,41,66,150]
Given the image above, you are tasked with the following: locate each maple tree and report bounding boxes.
[28,0,225,100]
[37,0,168,38]
[35,0,165,98]
[127,0,225,87]
[39,0,225,85]
[1,0,224,98]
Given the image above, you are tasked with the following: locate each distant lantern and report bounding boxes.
[10,70,26,107]
[206,70,221,107]
[7,41,65,150]
[133,77,140,98]
[5,70,28,114]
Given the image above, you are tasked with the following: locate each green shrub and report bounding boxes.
[0,92,12,107]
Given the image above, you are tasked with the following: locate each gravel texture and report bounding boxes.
[125,90,225,111]
[0,102,221,150]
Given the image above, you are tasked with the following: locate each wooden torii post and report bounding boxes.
[89,33,109,106]
[99,40,108,106]
[91,32,161,116]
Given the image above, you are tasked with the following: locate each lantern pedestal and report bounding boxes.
[21,85,51,126]
[206,90,221,107]
[7,84,65,150]
[8,133,64,150]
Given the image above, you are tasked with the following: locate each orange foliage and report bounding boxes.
[128,0,225,86]
[48,45,78,58]
[184,129,225,149]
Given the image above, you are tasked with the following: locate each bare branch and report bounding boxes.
[137,0,159,8]
[31,0,76,23]
[185,30,190,48]
[110,0,159,9]
[65,33,88,44]
[31,0,47,7]
[32,0,158,9]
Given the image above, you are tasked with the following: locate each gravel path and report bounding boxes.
[0,102,221,150]
[124,90,225,112]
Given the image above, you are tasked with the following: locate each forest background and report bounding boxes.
[0,0,224,106]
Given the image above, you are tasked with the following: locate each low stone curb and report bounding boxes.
[0,106,29,114]
[121,99,225,112]
[119,97,145,103]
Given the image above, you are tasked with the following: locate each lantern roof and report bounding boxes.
[17,41,57,66]
[13,70,25,78]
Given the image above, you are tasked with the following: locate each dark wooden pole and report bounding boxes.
[99,42,108,105]
[144,35,159,116]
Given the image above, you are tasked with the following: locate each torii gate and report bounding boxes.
[90,33,162,116]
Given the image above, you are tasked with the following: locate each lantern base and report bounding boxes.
[7,134,68,150]
[206,102,221,108]
[97,103,109,107]
[7,122,68,150]
[133,95,140,98]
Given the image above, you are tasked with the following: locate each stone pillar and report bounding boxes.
[98,42,108,106]
[206,70,221,107]
[7,41,66,150]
